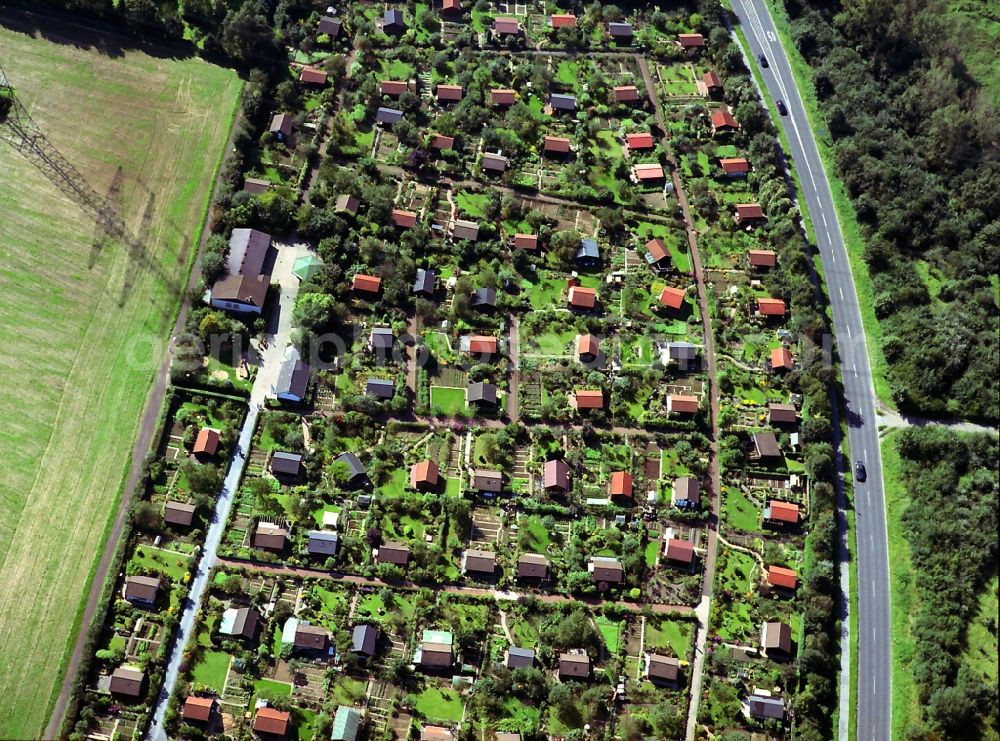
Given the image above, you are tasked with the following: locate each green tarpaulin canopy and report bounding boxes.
[292,254,323,280]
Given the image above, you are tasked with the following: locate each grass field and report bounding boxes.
[191,650,231,693]
[722,486,759,532]
[880,430,919,738]
[430,386,467,416]
[128,545,192,581]
[415,686,465,722]
[963,571,999,689]
[596,615,623,653]
[0,27,240,738]
[645,618,694,658]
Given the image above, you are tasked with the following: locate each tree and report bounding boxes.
[122,0,159,25]
[549,229,582,269]
[199,234,228,284]
[478,433,500,463]
[198,312,228,343]
[293,291,339,333]
[133,501,160,531]
[248,477,278,513]
[221,1,276,64]
[179,459,223,497]
[648,700,684,738]
[547,683,575,719]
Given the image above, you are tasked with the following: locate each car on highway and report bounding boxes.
[758,53,768,68]
[776,99,788,115]
[855,461,867,482]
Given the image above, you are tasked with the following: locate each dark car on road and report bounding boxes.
[855,461,867,482]
[776,99,788,115]
[758,53,768,68]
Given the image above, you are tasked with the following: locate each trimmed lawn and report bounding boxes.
[271,624,283,659]
[0,27,240,739]
[292,708,319,741]
[622,335,655,367]
[511,615,541,648]
[591,129,624,161]
[645,618,695,658]
[356,591,415,622]
[502,697,542,728]
[444,477,463,497]
[254,678,293,700]
[385,513,427,541]
[644,539,661,567]
[374,467,409,499]
[596,616,623,653]
[716,600,754,642]
[312,585,349,613]
[128,546,192,581]
[555,60,580,86]
[383,58,416,79]
[723,487,759,532]
[191,650,230,693]
[525,272,568,309]
[719,549,758,595]
[430,386,467,416]
[518,516,553,552]
[455,191,490,218]
[659,62,698,96]
[415,686,464,722]
[329,676,368,706]
[440,600,489,634]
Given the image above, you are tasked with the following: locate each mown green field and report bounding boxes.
[0,27,240,738]
[880,430,920,739]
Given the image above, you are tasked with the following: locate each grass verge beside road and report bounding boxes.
[879,429,919,738]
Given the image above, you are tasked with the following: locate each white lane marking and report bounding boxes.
[839,287,845,301]
[822,212,828,227]
[741,0,819,192]
[742,3,896,734]
[846,324,852,339]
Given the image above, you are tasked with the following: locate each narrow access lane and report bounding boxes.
[147,239,311,740]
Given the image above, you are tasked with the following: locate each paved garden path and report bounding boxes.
[506,314,521,421]
[717,352,761,373]
[717,533,765,573]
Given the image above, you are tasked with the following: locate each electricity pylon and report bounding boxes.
[0,61,187,305]
[0,60,122,233]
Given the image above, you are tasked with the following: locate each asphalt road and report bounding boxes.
[728,2,892,739]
